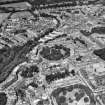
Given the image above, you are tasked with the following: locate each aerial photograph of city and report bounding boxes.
[0,0,105,105]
